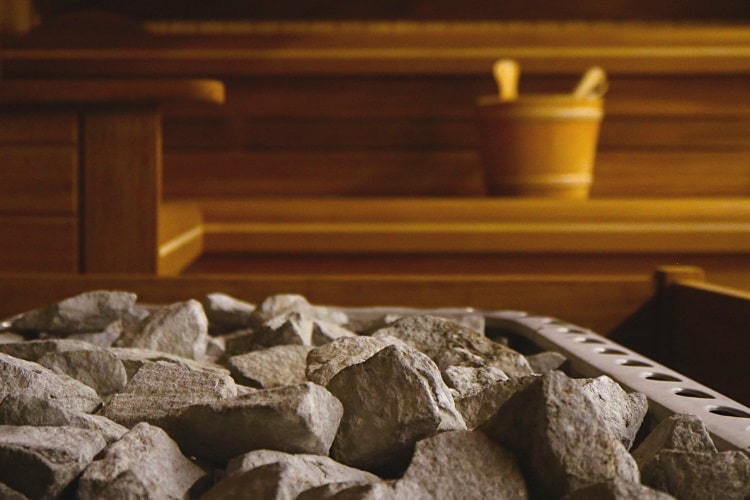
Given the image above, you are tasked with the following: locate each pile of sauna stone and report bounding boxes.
[0,291,748,499]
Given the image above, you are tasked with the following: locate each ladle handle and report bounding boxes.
[492,59,520,101]
[573,66,608,99]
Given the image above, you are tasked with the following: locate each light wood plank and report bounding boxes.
[0,147,78,215]
[0,217,78,272]
[0,113,78,144]
[83,107,161,273]
[158,202,203,276]
[0,272,654,335]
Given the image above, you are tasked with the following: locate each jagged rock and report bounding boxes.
[526,351,567,374]
[208,449,380,499]
[115,300,209,360]
[222,329,261,357]
[0,393,127,444]
[564,478,675,499]
[306,335,402,386]
[0,353,101,413]
[0,482,27,500]
[254,312,314,347]
[66,320,122,347]
[109,346,229,380]
[641,450,750,500]
[382,312,486,336]
[77,422,208,500]
[0,338,127,397]
[0,332,25,344]
[631,413,717,469]
[371,315,533,378]
[103,361,237,428]
[297,481,397,500]
[254,294,348,326]
[226,344,312,388]
[394,430,528,499]
[10,290,142,335]
[443,366,537,430]
[200,293,256,333]
[165,382,343,463]
[205,335,226,361]
[575,375,648,450]
[312,320,357,346]
[0,425,106,499]
[482,371,640,499]
[327,343,466,476]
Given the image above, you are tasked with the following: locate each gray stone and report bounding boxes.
[394,430,528,500]
[223,450,380,493]
[641,450,750,500]
[327,343,466,476]
[575,375,648,450]
[0,425,106,499]
[312,320,357,346]
[443,366,537,430]
[0,339,127,397]
[0,353,101,414]
[165,382,343,463]
[109,346,230,380]
[77,422,208,500]
[115,300,209,360]
[0,393,127,444]
[222,329,261,357]
[482,371,640,499]
[10,290,142,335]
[0,332,25,344]
[201,292,256,333]
[306,335,402,387]
[382,312,486,336]
[631,413,717,469]
[298,481,398,500]
[227,344,312,388]
[254,294,348,326]
[67,320,122,347]
[564,478,675,499]
[526,351,567,375]
[254,312,314,347]
[205,335,226,361]
[103,360,237,428]
[372,315,533,378]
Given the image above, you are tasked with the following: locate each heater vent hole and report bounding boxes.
[597,348,628,355]
[674,389,715,399]
[708,406,750,418]
[645,373,682,382]
[576,337,605,344]
[619,359,653,367]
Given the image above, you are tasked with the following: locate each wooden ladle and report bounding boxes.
[492,59,520,101]
[572,66,608,99]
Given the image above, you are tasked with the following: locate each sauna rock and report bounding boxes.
[200,292,256,333]
[227,344,312,388]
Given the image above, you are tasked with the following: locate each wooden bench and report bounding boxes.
[2,19,750,286]
[0,79,224,275]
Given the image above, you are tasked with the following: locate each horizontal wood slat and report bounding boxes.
[0,113,78,144]
[0,216,78,273]
[163,150,750,199]
[163,116,750,151]
[0,147,78,215]
[158,202,204,276]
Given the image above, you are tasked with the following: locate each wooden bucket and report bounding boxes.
[475,94,604,198]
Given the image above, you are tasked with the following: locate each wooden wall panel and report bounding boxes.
[0,216,78,272]
[0,112,78,144]
[0,147,78,214]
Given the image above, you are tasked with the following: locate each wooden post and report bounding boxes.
[82,106,161,273]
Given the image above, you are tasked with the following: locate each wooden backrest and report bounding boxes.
[3,19,750,199]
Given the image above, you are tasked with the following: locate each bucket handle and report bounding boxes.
[572,66,609,99]
[492,59,520,101]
